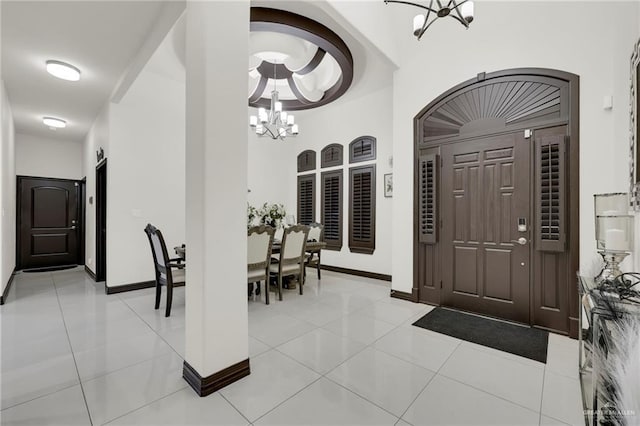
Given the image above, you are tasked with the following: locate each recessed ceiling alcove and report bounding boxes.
[249,7,354,111]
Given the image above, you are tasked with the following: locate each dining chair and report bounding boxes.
[305,222,324,281]
[143,224,185,317]
[269,224,310,301]
[247,225,275,304]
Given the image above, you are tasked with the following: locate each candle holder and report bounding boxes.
[594,213,634,283]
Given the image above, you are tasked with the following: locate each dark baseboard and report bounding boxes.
[85,265,96,281]
[0,268,16,305]
[183,358,250,397]
[390,288,419,303]
[105,280,155,295]
[320,264,391,282]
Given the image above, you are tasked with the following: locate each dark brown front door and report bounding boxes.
[441,132,531,323]
[18,177,79,270]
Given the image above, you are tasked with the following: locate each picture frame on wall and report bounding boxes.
[384,173,393,198]
[630,38,640,210]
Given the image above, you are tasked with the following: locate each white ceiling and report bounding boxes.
[1,1,168,142]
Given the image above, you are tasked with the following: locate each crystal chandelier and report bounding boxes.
[384,0,475,41]
[249,64,299,141]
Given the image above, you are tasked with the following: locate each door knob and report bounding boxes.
[70,226,76,230]
[510,237,527,245]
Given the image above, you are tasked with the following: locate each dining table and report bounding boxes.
[174,240,326,260]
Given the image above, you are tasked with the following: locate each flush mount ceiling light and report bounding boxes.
[384,0,474,40]
[45,60,81,81]
[42,117,67,129]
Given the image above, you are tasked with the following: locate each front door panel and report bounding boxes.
[441,132,531,323]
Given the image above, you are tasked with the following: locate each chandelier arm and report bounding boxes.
[449,12,470,28]
[416,14,440,40]
[384,0,438,14]
[452,0,471,26]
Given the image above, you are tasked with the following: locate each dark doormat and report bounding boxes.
[412,307,549,363]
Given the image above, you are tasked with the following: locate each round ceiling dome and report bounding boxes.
[249,8,354,111]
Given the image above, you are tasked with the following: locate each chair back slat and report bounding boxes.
[308,222,323,242]
[281,225,309,262]
[144,224,170,273]
[248,225,274,269]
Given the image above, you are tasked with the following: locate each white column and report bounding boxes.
[184,0,250,395]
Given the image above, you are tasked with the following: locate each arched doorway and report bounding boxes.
[412,68,579,337]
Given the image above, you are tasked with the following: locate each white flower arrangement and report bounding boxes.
[247,202,287,229]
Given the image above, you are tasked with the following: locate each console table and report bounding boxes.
[577,274,640,426]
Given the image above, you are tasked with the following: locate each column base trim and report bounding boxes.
[0,268,16,305]
[183,358,250,397]
[105,280,155,295]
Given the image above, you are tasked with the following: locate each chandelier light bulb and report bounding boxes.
[413,14,425,36]
[249,115,258,127]
[281,111,288,122]
[275,101,282,112]
[287,115,295,125]
[292,124,299,134]
[461,1,474,23]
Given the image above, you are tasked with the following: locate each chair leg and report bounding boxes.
[278,274,283,301]
[165,283,173,317]
[264,279,269,305]
[299,270,304,295]
[317,252,321,280]
[155,282,161,310]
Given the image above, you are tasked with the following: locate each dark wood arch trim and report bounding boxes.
[249,7,354,111]
[412,68,580,338]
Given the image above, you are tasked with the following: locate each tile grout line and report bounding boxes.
[218,392,255,425]
[396,337,463,422]
[51,271,94,426]
[101,385,189,425]
[538,365,547,425]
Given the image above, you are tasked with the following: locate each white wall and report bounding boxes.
[287,85,394,275]
[82,103,110,274]
[1,80,16,294]
[247,125,297,223]
[107,68,185,288]
[15,133,83,180]
[391,1,640,292]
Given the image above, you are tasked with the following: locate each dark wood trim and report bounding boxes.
[568,316,579,340]
[349,164,376,254]
[96,160,107,283]
[183,358,250,397]
[78,177,86,266]
[105,280,155,295]
[297,174,316,225]
[349,136,377,163]
[390,288,419,302]
[85,265,96,281]
[320,264,390,282]
[0,268,16,305]
[250,7,353,111]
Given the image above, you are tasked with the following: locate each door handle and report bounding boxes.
[510,237,528,245]
[70,226,77,230]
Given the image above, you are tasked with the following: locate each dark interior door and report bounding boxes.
[18,177,79,270]
[96,161,107,281]
[440,132,531,323]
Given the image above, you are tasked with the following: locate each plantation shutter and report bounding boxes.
[536,134,566,252]
[419,154,438,244]
[349,165,376,254]
[321,144,343,168]
[349,136,376,163]
[297,150,316,173]
[321,170,343,250]
[297,174,315,225]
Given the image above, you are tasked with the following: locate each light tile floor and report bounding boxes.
[0,267,584,425]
